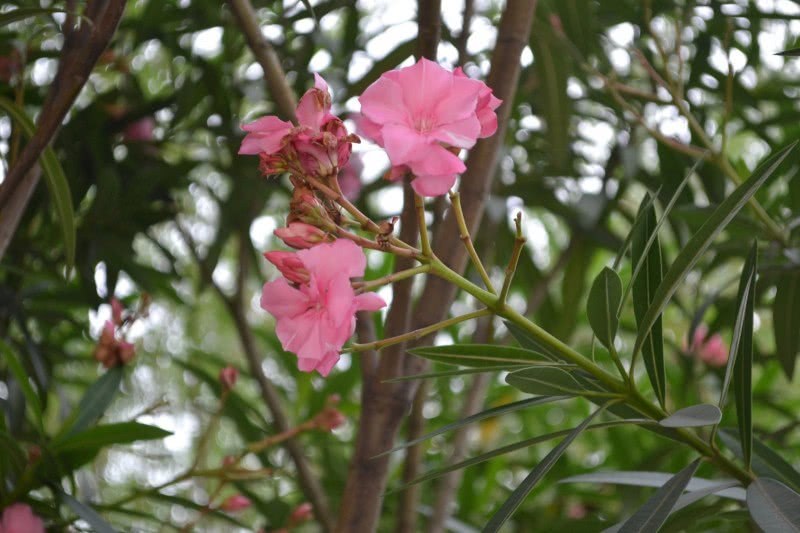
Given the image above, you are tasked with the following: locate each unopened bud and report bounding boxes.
[289,502,313,525]
[220,494,251,512]
[111,298,124,326]
[263,251,310,285]
[219,366,239,390]
[314,406,345,431]
[274,223,331,249]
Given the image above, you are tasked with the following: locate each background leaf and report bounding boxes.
[746,478,800,532]
[587,266,623,350]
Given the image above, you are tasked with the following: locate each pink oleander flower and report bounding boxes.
[358,58,501,196]
[219,366,238,390]
[274,222,331,249]
[220,495,251,513]
[239,74,359,179]
[338,152,363,201]
[0,503,45,533]
[684,325,728,367]
[260,239,385,376]
[111,298,124,326]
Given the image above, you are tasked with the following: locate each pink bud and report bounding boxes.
[123,117,156,143]
[219,366,238,390]
[222,455,237,467]
[111,298,124,326]
[289,502,313,525]
[274,223,330,249]
[315,406,345,431]
[0,503,45,533]
[220,495,251,512]
[263,251,310,284]
[699,334,728,367]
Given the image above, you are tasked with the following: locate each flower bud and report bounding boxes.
[111,298,124,326]
[274,223,331,249]
[219,366,239,390]
[220,495,251,512]
[0,503,45,533]
[289,502,313,525]
[314,406,345,431]
[263,251,310,284]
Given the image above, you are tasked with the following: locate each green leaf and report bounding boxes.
[772,271,800,380]
[777,47,800,56]
[630,196,666,407]
[408,344,553,368]
[0,96,76,270]
[587,267,623,350]
[59,490,119,533]
[0,339,43,433]
[0,7,83,26]
[660,404,722,428]
[397,419,651,491]
[672,480,742,513]
[733,243,757,469]
[617,459,701,533]
[505,367,586,396]
[53,422,171,453]
[482,403,610,532]
[382,364,530,383]
[746,478,800,532]
[719,429,800,492]
[560,471,745,501]
[57,367,124,438]
[631,142,796,362]
[504,321,560,361]
[378,396,564,457]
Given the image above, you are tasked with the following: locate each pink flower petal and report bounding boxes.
[297,239,367,281]
[355,292,386,311]
[260,279,310,319]
[359,76,410,126]
[381,123,431,166]
[239,116,293,155]
[430,114,481,149]
[410,173,458,196]
[409,143,465,177]
[432,75,483,124]
[395,57,453,117]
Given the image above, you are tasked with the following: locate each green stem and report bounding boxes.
[354,264,431,293]
[415,193,433,257]
[498,212,525,303]
[450,191,496,293]
[349,308,492,353]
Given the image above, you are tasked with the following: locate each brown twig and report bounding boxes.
[227,0,298,122]
[0,0,126,209]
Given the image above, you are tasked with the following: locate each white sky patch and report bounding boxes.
[191,27,223,58]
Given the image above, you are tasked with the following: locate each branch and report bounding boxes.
[227,0,297,122]
[0,0,126,209]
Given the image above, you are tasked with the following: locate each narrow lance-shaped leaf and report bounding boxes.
[631,195,666,407]
[408,344,553,368]
[59,490,118,533]
[660,404,722,428]
[719,429,800,492]
[0,339,44,433]
[482,403,610,532]
[734,243,757,470]
[617,459,702,533]
[772,271,800,380]
[587,267,623,350]
[0,96,76,270]
[746,478,800,532]
[560,471,745,501]
[505,367,585,396]
[56,367,124,439]
[631,142,796,362]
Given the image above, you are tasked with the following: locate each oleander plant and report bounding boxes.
[2,1,800,532]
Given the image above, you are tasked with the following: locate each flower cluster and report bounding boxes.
[261,239,385,376]
[238,60,499,376]
[239,74,359,180]
[93,298,136,368]
[358,58,501,196]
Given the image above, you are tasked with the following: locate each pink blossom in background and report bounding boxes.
[239,74,359,178]
[338,152,363,201]
[289,502,313,525]
[274,222,330,249]
[260,239,385,376]
[684,325,728,367]
[93,320,135,368]
[122,116,156,142]
[0,503,45,533]
[219,366,238,390]
[220,495,251,512]
[358,58,501,196]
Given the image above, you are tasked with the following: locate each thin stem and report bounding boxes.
[415,193,433,257]
[450,191,496,293]
[607,344,629,384]
[349,309,492,353]
[354,264,431,293]
[334,226,421,259]
[498,212,524,303]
